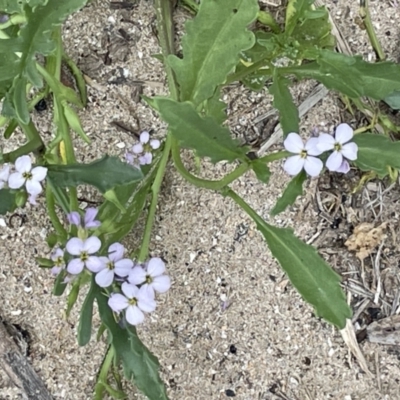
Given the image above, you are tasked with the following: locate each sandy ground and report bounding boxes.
[1,0,400,399]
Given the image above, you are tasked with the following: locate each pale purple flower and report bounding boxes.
[108,282,156,325]
[8,155,47,195]
[50,248,65,276]
[65,236,102,275]
[317,123,358,173]
[128,257,171,297]
[283,133,323,177]
[0,164,10,189]
[94,243,133,287]
[67,208,101,228]
[126,131,161,166]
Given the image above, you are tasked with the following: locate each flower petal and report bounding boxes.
[326,151,343,171]
[0,164,10,182]
[108,293,128,312]
[152,275,171,293]
[341,142,358,161]
[67,211,81,226]
[140,131,150,144]
[150,139,160,149]
[82,236,101,254]
[114,259,134,277]
[283,155,305,176]
[336,160,350,174]
[139,153,152,165]
[86,256,105,273]
[283,133,304,154]
[95,269,114,287]
[31,166,47,182]
[108,242,125,261]
[125,305,145,325]
[66,237,84,255]
[305,137,323,156]
[146,257,165,277]
[8,172,25,189]
[303,156,323,177]
[128,266,146,285]
[335,123,353,144]
[67,258,85,274]
[51,266,62,276]
[51,248,64,261]
[137,286,157,312]
[121,282,139,299]
[316,133,335,152]
[15,155,31,173]
[132,143,143,154]
[26,179,43,195]
[84,208,100,228]
[28,194,38,205]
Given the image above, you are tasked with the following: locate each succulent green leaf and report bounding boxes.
[47,156,143,193]
[291,50,400,100]
[77,278,96,346]
[271,171,307,215]
[251,158,271,183]
[384,90,400,110]
[203,88,227,125]
[147,97,249,163]
[353,133,400,177]
[95,288,169,400]
[285,0,314,36]
[230,191,351,328]
[35,257,54,268]
[269,73,299,136]
[168,0,258,105]
[0,189,16,215]
[66,279,80,318]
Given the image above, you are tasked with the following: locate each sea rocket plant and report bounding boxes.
[66,236,103,274]
[67,207,101,228]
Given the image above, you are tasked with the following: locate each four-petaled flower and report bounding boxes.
[50,247,65,276]
[0,164,10,190]
[67,207,101,228]
[128,257,171,297]
[283,133,323,177]
[8,155,47,202]
[108,282,156,325]
[126,131,160,166]
[317,123,358,174]
[66,236,102,274]
[94,243,134,287]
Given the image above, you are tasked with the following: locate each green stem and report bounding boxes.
[171,138,250,190]
[154,0,179,101]
[0,14,26,29]
[222,187,259,222]
[226,59,272,84]
[137,136,172,262]
[258,151,290,163]
[93,345,115,400]
[45,185,68,241]
[360,0,385,61]
[62,51,88,106]
[3,119,45,162]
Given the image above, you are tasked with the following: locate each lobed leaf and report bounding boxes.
[251,158,271,183]
[271,171,307,215]
[234,192,351,328]
[353,133,400,177]
[47,156,143,193]
[168,0,258,105]
[147,97,249,163]
[95,288,169,400]
[291,50,400,100]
